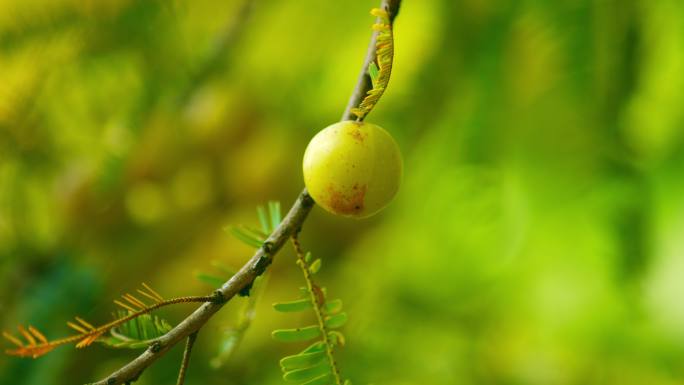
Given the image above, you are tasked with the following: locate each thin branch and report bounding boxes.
[88,2,402,383]
[88,191,314,385]
[176,331,198,385]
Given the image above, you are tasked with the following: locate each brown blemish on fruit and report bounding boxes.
[325,183,366,215]
[348,127,367,144]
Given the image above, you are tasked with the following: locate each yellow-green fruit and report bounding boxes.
[303,120,402,218]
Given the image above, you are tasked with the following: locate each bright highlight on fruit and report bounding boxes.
[303,121,402,218]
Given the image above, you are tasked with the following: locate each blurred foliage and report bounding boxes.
[1,0,684,384]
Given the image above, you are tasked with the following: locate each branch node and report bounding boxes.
[238,281,253,297]
[211,290,226,304]
[301,191,315,208]
[106,377,117,385]
[251,254,272,277]
[149,341,162,353]
[262,241,274,254]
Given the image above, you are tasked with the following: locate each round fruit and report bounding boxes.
[303,120,402,218]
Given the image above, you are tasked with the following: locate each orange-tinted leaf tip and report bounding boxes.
[67,321,88,334]
[3,331,24,348]
[17,326,37,346]
[114,299,137,313]
[28,326,48,344]
[75,317,95,331]
[123,294,147,309]
[75,332,102,349]
[141,282,164,302]
[5,344,56,359]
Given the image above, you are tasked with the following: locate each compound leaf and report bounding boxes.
[324,312,348,329]
[322,299,342,315]
[309,259,322,274]
[273,298,313,313]
[283,362,331,382]
[272,326,321,343]
[280,350,327,371]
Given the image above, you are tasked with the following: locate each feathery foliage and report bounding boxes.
[225,201,282,252]
[98,311,173,349]
[197,201,282,368]
[271,236,350,385]
[350,7,394,120]
[3,283,211,358]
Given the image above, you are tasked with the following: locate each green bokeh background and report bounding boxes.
[2,0,684,384]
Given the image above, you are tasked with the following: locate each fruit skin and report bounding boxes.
[303,120,402,218]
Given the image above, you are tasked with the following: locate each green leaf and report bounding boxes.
[269,201,281,230]
[283,362,331,382]
[328,331,346,347]
[235,225,267,242]
[368,61,380,87]
[309,259,322,274]
[100,312,172,350]
[257,205,269,233]
[301,341,326,354]
[302,373,333,385]
[210,260,235,276]
[153,316,171,334]
[272,326,321,342]
[195,272,225,287]
[97,336,149,349]
[298,286,327,298]
[210,270,264,368]
[325,312,347,329]
[244,225,268,240]
[323,299,343,315]
[273,298,313,313]
[343,380,352,385]
[280,350,326,371]
[141,317,151,339]
[209,328,242,369]
[228,226,263,248]
[304,251,313,263]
